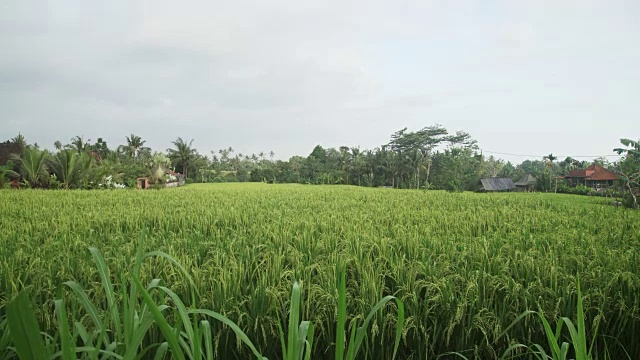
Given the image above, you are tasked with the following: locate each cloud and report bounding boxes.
[1,0,639,162]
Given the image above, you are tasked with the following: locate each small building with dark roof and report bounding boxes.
[478,177,515,192]
[564,163,619,190]
[514,173,537,192]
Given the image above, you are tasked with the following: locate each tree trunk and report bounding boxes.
[626,181,638,209]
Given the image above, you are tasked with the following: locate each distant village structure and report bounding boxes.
[563,163,619,190]
[136,171,185,189]
[479,162,619,193]
[514,174,536,192]
[478,178,515,192]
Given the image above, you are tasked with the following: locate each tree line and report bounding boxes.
[0,126,638,206]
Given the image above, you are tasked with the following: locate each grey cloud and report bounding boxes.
[1,0,639,162]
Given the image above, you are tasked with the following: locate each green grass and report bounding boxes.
[1,183,639,359]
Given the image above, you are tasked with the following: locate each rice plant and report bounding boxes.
[0,183,639,358]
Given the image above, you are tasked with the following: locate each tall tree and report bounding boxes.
[10,147,50,188]
[614,138,640,209]
[544,153,558,192]
[339,146,351,184]
[67,136,89,154]
[350,147,364,185]
[119,134,149,160]
[499,161,518,180]
[388,125,449,188]
[91,137,111,160]
[481,155,505,178]
[167,137,197,179]
[11,133,27,154]
[53,149,79,188]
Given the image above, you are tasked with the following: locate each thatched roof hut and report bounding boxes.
[478,178,515,192]
[514,173,536,192]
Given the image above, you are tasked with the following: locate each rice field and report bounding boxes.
[1,183,639,359]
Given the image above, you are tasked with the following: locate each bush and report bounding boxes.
[557,182,624,198]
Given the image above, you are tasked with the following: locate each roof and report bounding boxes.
[514,173,536,186]
[566,163,619,181]
[479,178,515,191]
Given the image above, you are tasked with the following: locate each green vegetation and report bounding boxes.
[2,131,636,202]
[1,184,638,359]
[614,139,640,209]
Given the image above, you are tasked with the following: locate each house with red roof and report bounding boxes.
[563,163,619,190]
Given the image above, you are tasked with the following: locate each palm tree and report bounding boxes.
[350,147,363,185]
[53,149,79,188]
[148,152,171,188]
[119,134,149,160]
[67,136,89,154]
[54,141,63,151]
[10,147,50,188]
[363,149,376,186]
[167,137,197,179]
[76,152,97,188]
[409,148,428,189]
[544,153,558,192]
[614,138,640,209]
[11,133,26,153]
[339,146,351,184]
[386,152,402,188]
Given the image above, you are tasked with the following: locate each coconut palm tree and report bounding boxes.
[10,147,50,188]
[53,149,79,188]
[118,134,149,161]
[544,153,558,192]
[67,136,89,154]
[11,133,26,153]
[614,138,640,209]
[339,146,351,185]
[167,137,197,179]
[350,147,363,185]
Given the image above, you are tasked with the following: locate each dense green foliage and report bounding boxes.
[3,129,631,194]
[614,139,640,208]
[1,184,638,358]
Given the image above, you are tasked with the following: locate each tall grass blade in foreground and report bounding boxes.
[278,281,313,360]
[132,275,185,360]
[6,291,48,360]
[54,297,75,360]
[335,268,347,360]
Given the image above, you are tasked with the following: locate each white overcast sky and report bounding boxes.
[1,0,638,163]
